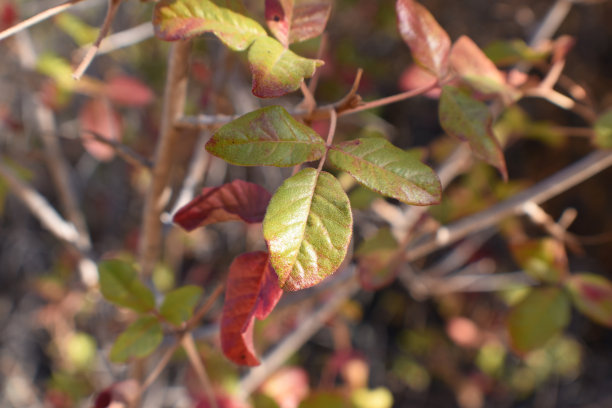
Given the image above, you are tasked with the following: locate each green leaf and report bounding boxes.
[99,260,155,313]
[206,106,326,167]
[594,110,612,149]
[299,392,348,408]
[565,273,612,327]
[55,13,99,46]
[510,238,568,284]
[328,138,441,205]
[159,285,203,326]
[507,287,570,353]
[153,0,267,50]
[263,168,353,291]
[484,39,549,67]
[109,316,163,363]
[248,36,324,98]
[439,85,508,180]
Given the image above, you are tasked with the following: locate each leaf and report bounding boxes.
[449,36,517,101]
[594,110,612,149]
[248,36,324,98]
[507,287,570,353]
[159,285,203,326]
[99,260,155,313]
[328,138,441,205]
[396,0,451,77]
[79,97,122,162]
[104,76,154,107]
[221,251,283,366]
[299,392,348,408]
[484,39,549,67]
[265,0,332,46]
[55,13,99,46]
[206,106,326,167]
[439,85,507,180]
[565,273,612,327]
[398,64,441,98]
[263,168,353,291]
[510,238,568,284]
[173,180,272,231]
[153,0,266,50]
[109,316,163,362]
[356,228,399,290]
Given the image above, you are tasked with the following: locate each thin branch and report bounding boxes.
[522,201,583,253]
[98,22,154,55]
[186,283,225,331]
[140,340,183,391]
[307,33,328,95]
[529,0,573,47]
[139,40,192,276]
[181,333,218,408]
[423,271,536,296]
[0,0,85,42]
[299,81,317,115]
[80,130,152,169]
[317,109,337,172]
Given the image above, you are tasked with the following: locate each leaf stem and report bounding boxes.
[317,109,337,172]
[182,333,218,408]
[186,283,225,331]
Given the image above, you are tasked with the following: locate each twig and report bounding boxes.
[80,130,152,169]
[73,0,122,79]
[317,109,337,172]
[186,283,225,331]
[422,271,536,296]
[299,81,317,115]
[404,150,612,262]
[307,33,328,96]
[0,0,85,42]
[238,277,360,399]
[181,333,218,408]
[139,40,192,276]
[522,201,583,253]
[98,22,154,55]
[529,0,573,48]
[140,340,183,391]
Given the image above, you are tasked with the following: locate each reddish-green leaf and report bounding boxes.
[109,316,163,362]
[221,251,282,366]
[510,238,568,284]
[263,168,353,291]
[356,228,399,290]
[79,97,122,162]
[173,180,272,231]
[594,110,612,149]
[248,36,324,98]
[328,138,441,205]
[104,75,154,107]
[396,0,451,77]
[153,0,266,50]
[159,285,203,326]
[439,85,508,180]
[265,0,332,46]
[99,260,155,313]
[206,106,326,167]
[507,287,570,353]
[565,274,612,327]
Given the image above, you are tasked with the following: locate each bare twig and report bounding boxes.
[140,340,183,392]
[522,201,583,253]
[98,22,154,55]
[80,130,152,169]
[317,109,337,172]
[181,333,218,408]
[186,283,225,331]
[139,40,191,276]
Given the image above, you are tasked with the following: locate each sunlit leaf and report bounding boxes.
[79,97,122,162]
[261,367,310,408]
[221,251,282,366]
[159,285,203,326]
[565,273,612,327]
[396,0,450,77]
[351,387,394,408]
[265,0,332,46]
[99,260,155,313]
[263,168,353,291]
[439,85,508,180]
[594,110,612,149]
[206,106,326,166]
[510,238,568,284]
[109,316,163,362]
[507,287,570,353]
[328,138,441,205]
[248,36,324,97]
[173,180,272,231]
[153,0,266,50]
[36,53,76,92]
[104,76,154,107]
[355,228,399,290]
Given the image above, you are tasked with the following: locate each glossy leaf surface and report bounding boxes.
[153,0,266,50]
[439,85,508,180]
[110,316,163,362]
[396,0,450,77]
[221,251,282,366]
[159,285,203,326]
[265,0,332,46]
[264,168,353,291]
[328,138,441,205]
[507,287,570,353]
[565,273,612,327]
[206,106,325,167]
[173,180,272,231]
[248,36,323,98]
[510,238,568,284]
[99,260,155,313]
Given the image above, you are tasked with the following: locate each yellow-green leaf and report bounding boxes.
[99,260,155,313]
[594,110,612,149]
[110,316,163,362]
[263,168,353,291]
[510,238,568,284]
[159,285,203,326]
[565,273,612,327]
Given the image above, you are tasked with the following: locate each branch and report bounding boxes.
[139,40,191,276]
[80,130,152,169]
[98,22,154,55]
[181,333,218,408]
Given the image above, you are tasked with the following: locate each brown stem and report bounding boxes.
[317,109,337,173]
[182,333,218,408]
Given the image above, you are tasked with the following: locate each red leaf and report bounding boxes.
[104,75,154,107]
[93,380,139,408]
[398,64,441,98]
[173,180,272,231]
[221,251,283,366]
[265,0,332,46]
[79,98,122,162]
[565,274,612,327]
[396,0,451,78]
[0,2,17,31]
